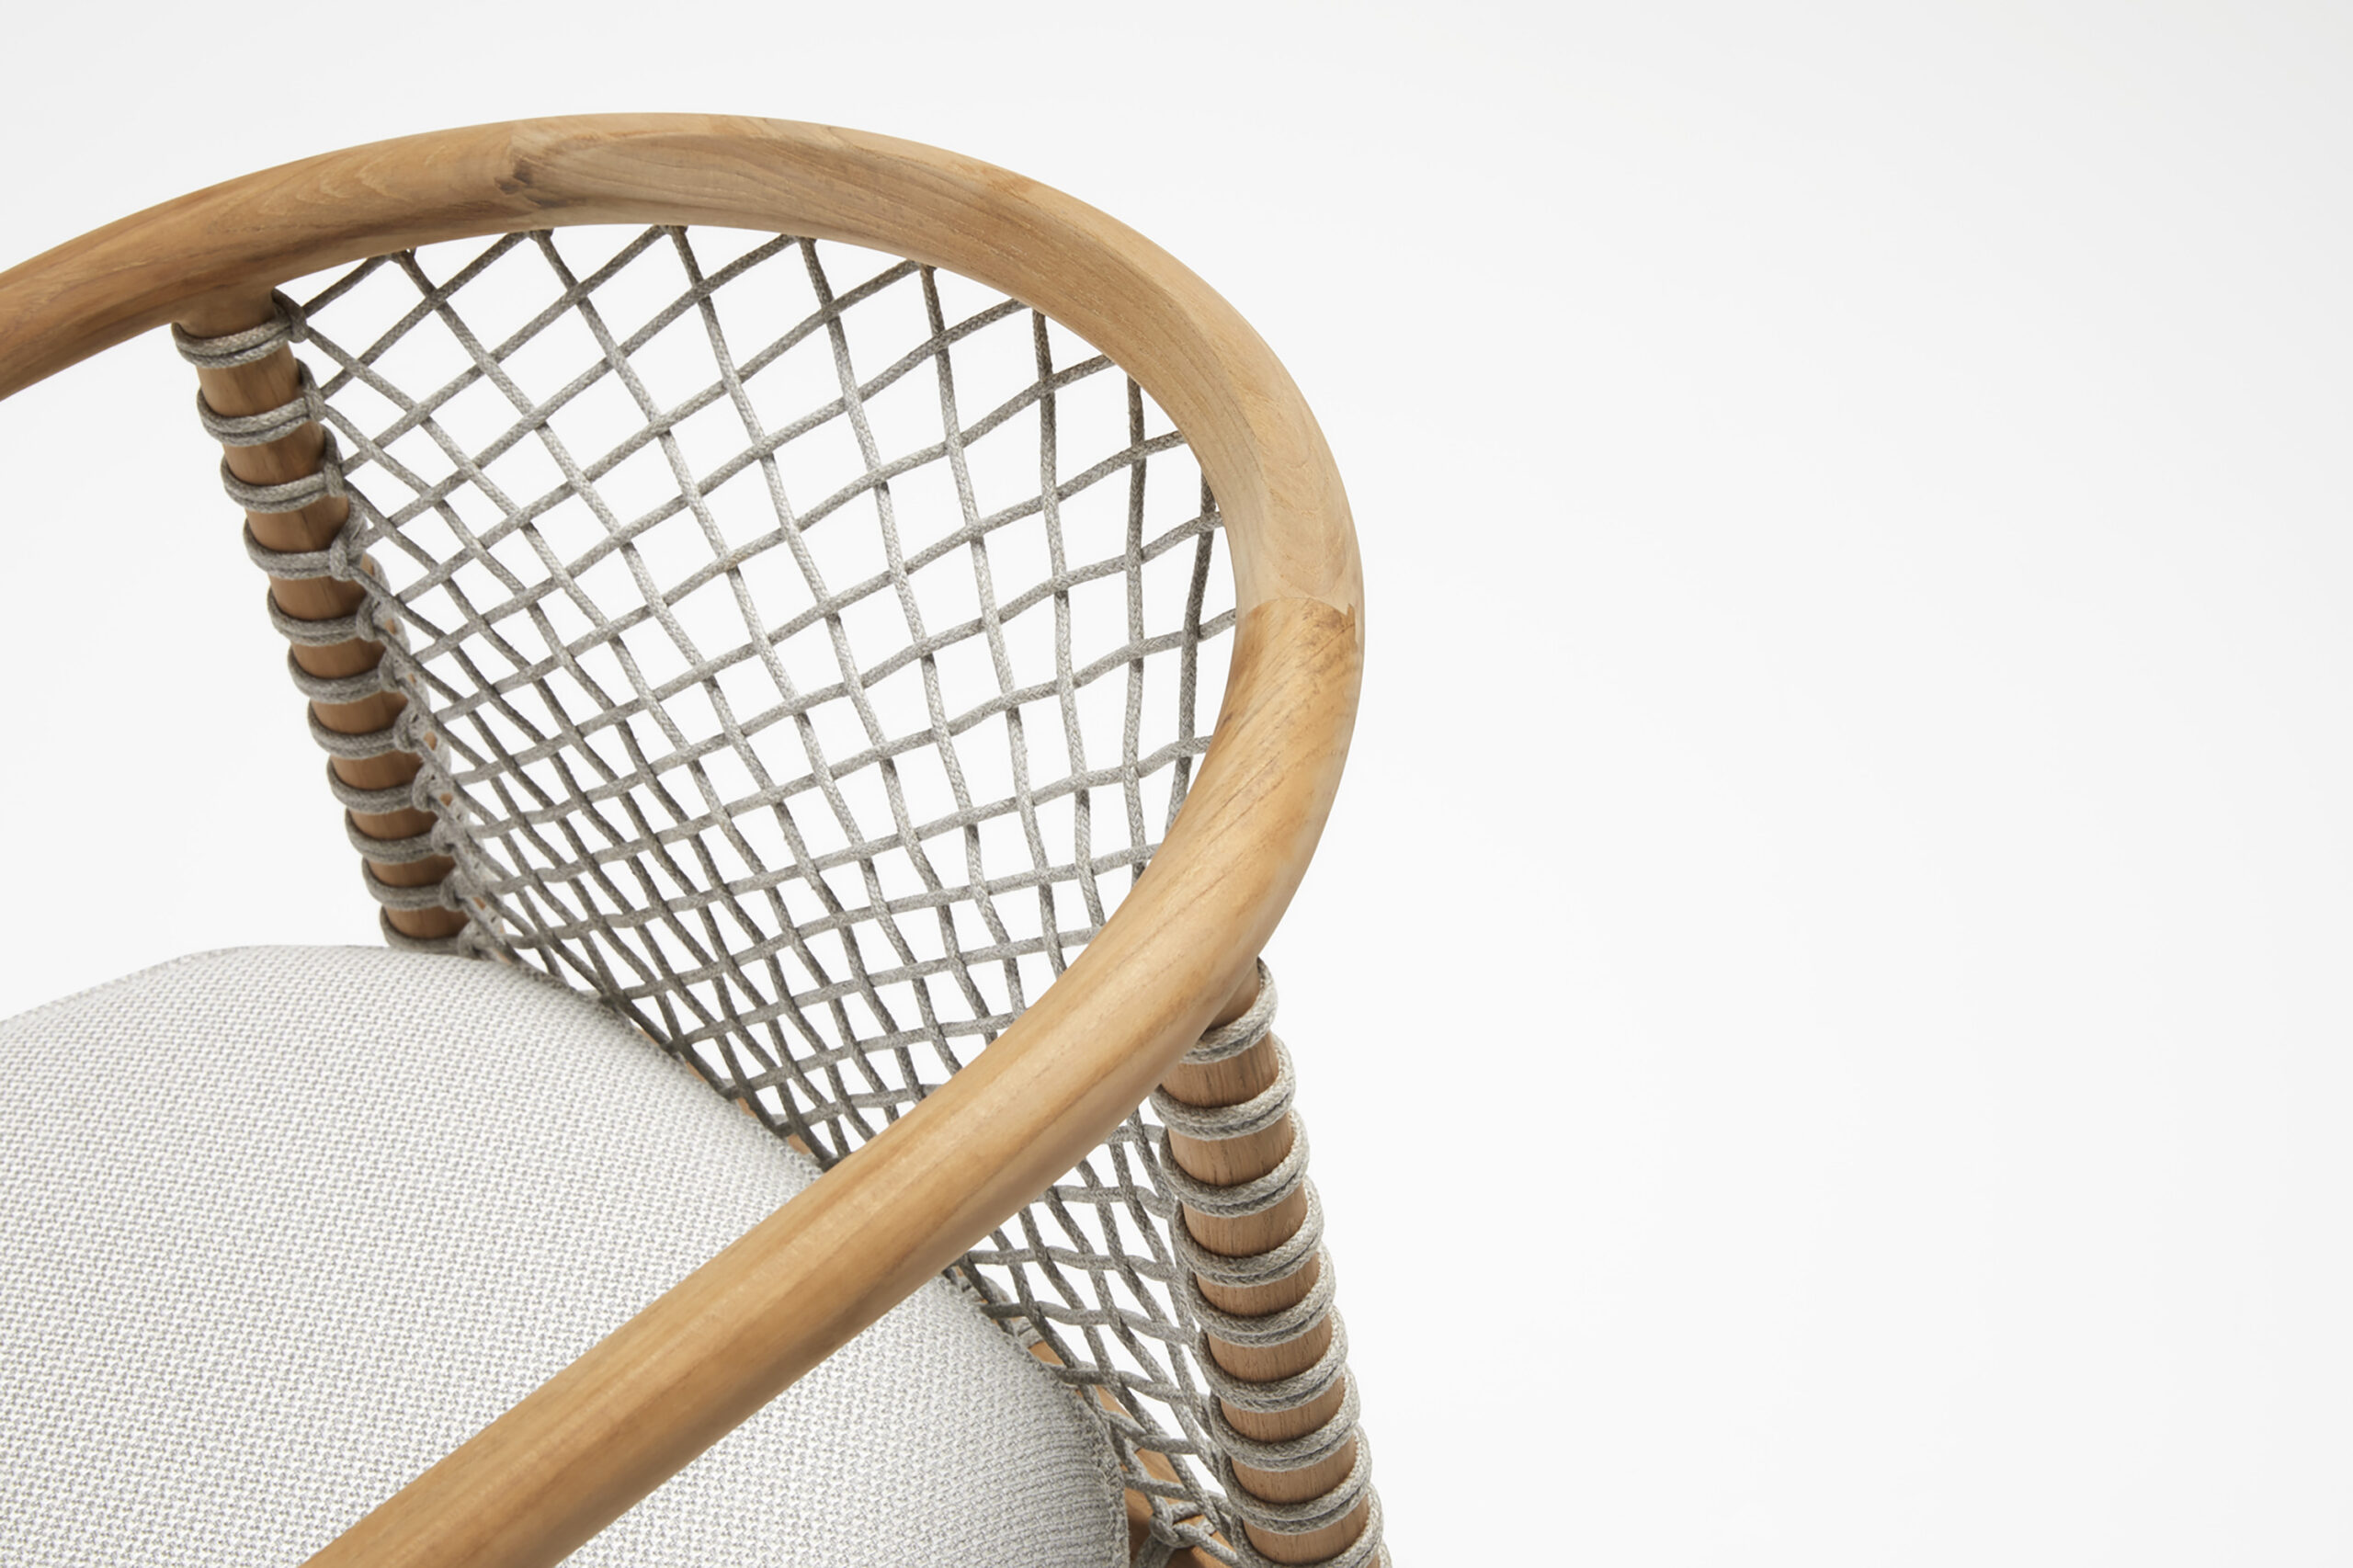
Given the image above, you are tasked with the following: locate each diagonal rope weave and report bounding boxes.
[178,226,1380,1567]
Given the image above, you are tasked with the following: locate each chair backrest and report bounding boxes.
[232,225,1232,1145]
[0,117,1378,1568]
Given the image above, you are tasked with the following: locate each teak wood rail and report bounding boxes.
[0,116,1364,1568]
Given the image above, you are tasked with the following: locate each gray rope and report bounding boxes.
[265,590,382,648]
[169,290,306,369]
[195,361,324,446]
[379,907,480,956]
[1171,1179,1325,1291]
[1181,960,1277,1064]
[1150,1038,1296,1142]
[1146,960,1376,1553]
[1214,1429,1374,1537]
[217,438,345,514]
[324,761,429,816]
[1179,1245,1338,1349]
[306,705,415,763]
[1197,1310,1352,1417]
[243,518,360,582]
[285,650,394,706]
[1154,1114,1311,1220]
[360,860,461,913]
[1229,1487,1387,1568]
[1206,1373,1361,1476]
[343,811,446,866]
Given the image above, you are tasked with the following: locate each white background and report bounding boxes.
[5,4,2352,1562]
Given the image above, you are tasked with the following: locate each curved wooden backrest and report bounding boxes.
[0,117,1362,1568]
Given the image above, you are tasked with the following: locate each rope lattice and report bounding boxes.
[178,226,1376,1565]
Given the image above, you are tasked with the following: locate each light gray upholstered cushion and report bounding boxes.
[0,947,1125,1567]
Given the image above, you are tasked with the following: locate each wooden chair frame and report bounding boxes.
[0,116,1363,1567]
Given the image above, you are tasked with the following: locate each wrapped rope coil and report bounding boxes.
[177,301,477,945]
[1154,959,1385,1568]
[168,289,307,369]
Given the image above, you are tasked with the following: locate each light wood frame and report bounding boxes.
[0,117,1364,1567]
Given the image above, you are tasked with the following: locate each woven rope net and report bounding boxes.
[181,225,1378,1566]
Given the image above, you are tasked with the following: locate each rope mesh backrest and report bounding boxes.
[202,225,1311,1559]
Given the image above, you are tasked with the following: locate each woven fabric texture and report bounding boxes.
[0,946,1128,1568]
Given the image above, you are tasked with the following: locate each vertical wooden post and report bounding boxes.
[177,293,467,944]
[1158,963,1374,1566]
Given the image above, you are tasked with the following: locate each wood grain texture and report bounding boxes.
[0,118,1365,1568]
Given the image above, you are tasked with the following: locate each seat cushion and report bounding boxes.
[0,947,1125,1567]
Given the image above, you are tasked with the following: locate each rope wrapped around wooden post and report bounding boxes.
[1153,962,1384,1568]
[175,295,472,950]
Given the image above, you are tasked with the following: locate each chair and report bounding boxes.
[0,116,1380,1568]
